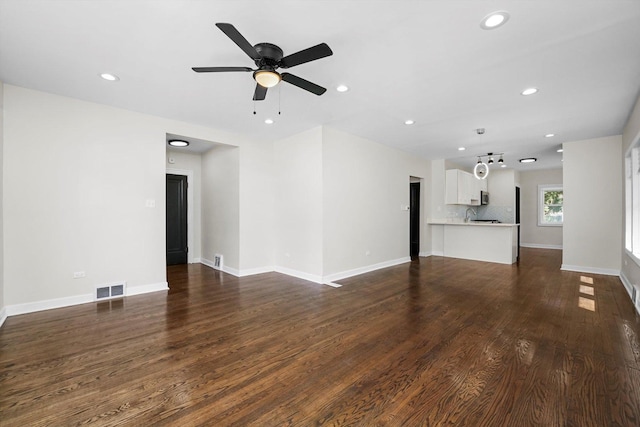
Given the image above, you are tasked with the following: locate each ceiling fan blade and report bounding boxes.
[281,73,326,96]
[192,66,253,73]
[280,43,333,69]
[253,84,267,101]
[215,23,261,61]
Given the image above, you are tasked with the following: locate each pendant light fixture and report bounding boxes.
[474,157,489,180]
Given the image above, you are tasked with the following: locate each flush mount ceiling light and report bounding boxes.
[168,139,189,147]
[557,148,564,153]
[254,70,281,88]
[458,147,466,151]
[521,87,538,96]
[99,73,119,81]
[545,133,555,138]
[519,157,537,163]
[480,11,510,30]
[264,118,274,124]
[404,119,415,125]
[336,85,349,92]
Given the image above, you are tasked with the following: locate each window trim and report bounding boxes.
[538,184,563,227]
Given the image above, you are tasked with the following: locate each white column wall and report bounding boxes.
[563,135,622,274]
[273,127,324,280]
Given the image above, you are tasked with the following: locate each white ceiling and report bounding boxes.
[2,1,640,171]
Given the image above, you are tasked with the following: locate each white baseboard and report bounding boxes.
[274,266,323,284]
[0,306,7,328]
[619,272,640,315]
[521,243,563,250]
[419,251,432,257]
[126,282,168,296]
[3,281,169,321]
[238,266,275,277]
[190,257,202,264]
[620,271,634,297]
[431,250,444,257]
[322,257,411,284]
[201,257,241,277]
[561,264,620,276]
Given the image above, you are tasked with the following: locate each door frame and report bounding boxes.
[166,168,194,264]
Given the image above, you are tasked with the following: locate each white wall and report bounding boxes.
[519,169,563,248]
[273,127,324,279]
[201,145,240,273]
[3,85,168,306]
[238,140,274,273]
[166,149,202,262]
[2,85,273,314]
[488,169,516,208]
[322,127,430,277]
[563,135,622,274]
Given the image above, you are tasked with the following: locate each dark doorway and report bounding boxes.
[410,182,420,258]
[515,186,521,261]
[166,174,188,265]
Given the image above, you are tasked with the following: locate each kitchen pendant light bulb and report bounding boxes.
[488,158,494,165]
[474,161,489,180]
[498,156,504,164]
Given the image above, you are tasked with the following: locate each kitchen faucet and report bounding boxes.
[465,208,477,222]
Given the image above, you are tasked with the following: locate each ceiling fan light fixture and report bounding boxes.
[254,70,281,88]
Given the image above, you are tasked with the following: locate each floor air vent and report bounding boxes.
[96,282,126,301]
[213,254,223,271]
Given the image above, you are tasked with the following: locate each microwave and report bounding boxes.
[481,191,489,205]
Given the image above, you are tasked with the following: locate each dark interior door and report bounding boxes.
[515,186,521,261]
[410,182,420,258]
[166,174,188,265]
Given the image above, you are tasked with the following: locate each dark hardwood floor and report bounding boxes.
[1,248,640,426]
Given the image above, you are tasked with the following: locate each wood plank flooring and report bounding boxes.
[1,248,640,426]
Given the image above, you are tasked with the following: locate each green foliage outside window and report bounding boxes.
[543,190,563,223]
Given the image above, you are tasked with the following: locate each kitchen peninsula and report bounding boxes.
[428,220,519,264]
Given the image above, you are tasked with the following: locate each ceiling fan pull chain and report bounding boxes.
[278,84,282,115]
[253,100,256,115]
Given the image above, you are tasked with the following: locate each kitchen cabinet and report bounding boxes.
[445,169,486,205]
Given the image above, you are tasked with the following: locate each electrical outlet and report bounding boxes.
[73,271,86,279]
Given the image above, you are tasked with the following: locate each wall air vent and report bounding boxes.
[213,254,223,271]
[96,282,126,301]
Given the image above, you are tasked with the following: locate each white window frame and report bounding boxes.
[538,184,563,227]
[625,143,640,266]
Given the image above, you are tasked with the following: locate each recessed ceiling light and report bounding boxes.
[480,11,510,30]
[519,158,537,163]
[458,147,466,151]
[500,164,507,168]
[545,133,555,138]
[521,87,538,96]
[336,85,349,92]
[557,148,563,153]
[404,120,415,125]
[265,119,274,124]
[100,73,119,81]
[168,139,189,147]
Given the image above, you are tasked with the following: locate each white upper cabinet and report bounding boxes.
[445,169,486,205]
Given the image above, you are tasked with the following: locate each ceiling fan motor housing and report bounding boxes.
[254,43,283,69]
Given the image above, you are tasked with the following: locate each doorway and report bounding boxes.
[515,186,521,261]
[410,182,420,258]
[166,174,188,265]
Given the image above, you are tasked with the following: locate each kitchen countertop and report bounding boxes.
[428,220,519,227]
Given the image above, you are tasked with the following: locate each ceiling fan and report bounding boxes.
[193,23,333,101]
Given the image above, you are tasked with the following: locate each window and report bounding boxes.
[625,145,640,259]
[538,185,563,226]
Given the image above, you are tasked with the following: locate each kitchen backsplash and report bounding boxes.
[445,205,515,224]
